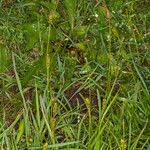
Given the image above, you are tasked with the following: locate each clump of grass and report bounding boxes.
[0,0,149,149]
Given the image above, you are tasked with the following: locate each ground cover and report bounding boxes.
[0,0,149,149]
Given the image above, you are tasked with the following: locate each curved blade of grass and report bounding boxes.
[130,119,148,150]
[40,96,55,144]
[12,53,27,112]
[16,119,25,144]
[29,141,79,149]
[0,112,22,139]
[132,59,149,95]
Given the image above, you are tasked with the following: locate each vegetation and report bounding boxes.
[0,0,149,149]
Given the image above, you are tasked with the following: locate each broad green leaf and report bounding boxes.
[22,54,46,86]
[75,42,86,50]
[40,1,56,10]
[71,26,88,37]
[97,6,105,28]
[23,23,58,50]
[0,47,10,73]
[23,23,39,50]
[64,57,76,87]
[64,0,76,30]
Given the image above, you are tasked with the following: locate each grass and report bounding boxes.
[0,0,149,149]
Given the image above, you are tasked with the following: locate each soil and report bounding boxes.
[63,83,99,115]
